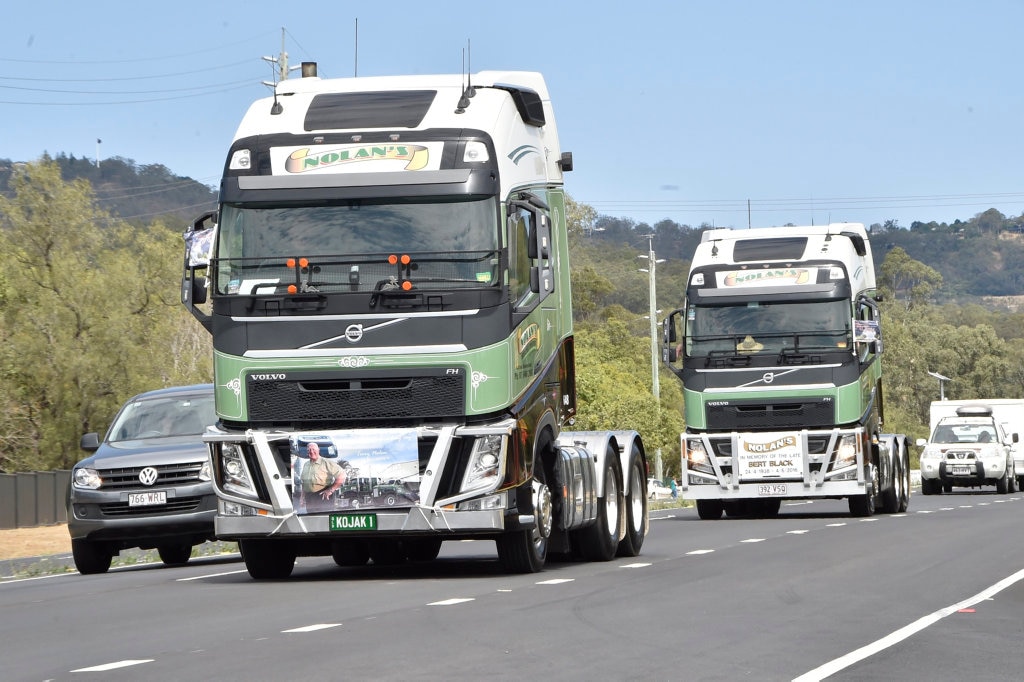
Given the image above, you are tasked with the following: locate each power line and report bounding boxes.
[0,59,255,83]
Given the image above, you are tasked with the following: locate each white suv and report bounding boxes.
[917,404,1017,495]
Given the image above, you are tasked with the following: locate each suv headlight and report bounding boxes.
[73,468,102,490]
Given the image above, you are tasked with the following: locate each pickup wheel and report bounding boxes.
[157,543,193,566]
[496,467,552,573]
[996,470,1010,494]
[240,539,295,579]
[696,500,724,520]
[1006,463,1017,493]
[72,539,113,575]
[616,442,648,557]
[574,447,623,562]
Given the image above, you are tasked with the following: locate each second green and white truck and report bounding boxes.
[662,223,911,518]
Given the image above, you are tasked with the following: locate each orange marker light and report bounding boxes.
[401,280,413,291]
[388,254,398,265]
[400,254,411,265]
[286,258,296,268]
[287,284,297,294]
[299,257,309,268]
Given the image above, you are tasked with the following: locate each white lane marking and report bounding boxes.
[687,549,714,555]
[978,502,991,506]
[785,501,815,506]
[787,530,809,535]
[940,507,954,511]
[621,562,652,568]
[741,538,765,543]
[428,598,475,606]
[793,566,1024,682]
[537,578,574,585]
[859,518,879,523]
[177,569,249,581]
[72,660,153,672]
[960,505,973,508]
[283,623,341,633]
[917,510,934,514]
[826,523,847,527]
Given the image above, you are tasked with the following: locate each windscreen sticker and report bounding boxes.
[271,142,444,174]
[716,268,815,288]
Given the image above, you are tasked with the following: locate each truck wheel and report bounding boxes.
[403,538,443,562]
[898,448,911,512]
[881,453,902,514]
[72,539,113,575]
[574,449,623,562]
[157,543,193,566]
[331,540,369,567]
[496,469,552,573]
[369,540,406,565]
[616,442,648,558]
[759,499,782,517]
[240,539,295,579]
[696,500,724,520]
[849,478,875,517]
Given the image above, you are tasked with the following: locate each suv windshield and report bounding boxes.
[108,394,217,442]
[215,196,499,295]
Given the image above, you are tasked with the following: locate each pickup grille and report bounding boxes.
[100,496,204,516]
[98,463,206,490]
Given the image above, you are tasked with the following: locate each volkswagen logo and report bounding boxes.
[138,467,159,486]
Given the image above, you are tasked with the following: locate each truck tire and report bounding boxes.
[898,446,911,512]
[403,538,443,562]
[881,449,902,514]
[331,540,369,567]
[72,539,113,575]
[696,500,724,520]
[157,543,193,566]
[496,468,552,573]
[240,539,295,579]
[849,491,875,517]
[573,449,623,562]
[616,442,648,557]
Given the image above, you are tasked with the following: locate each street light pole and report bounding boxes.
[639,235,666,480]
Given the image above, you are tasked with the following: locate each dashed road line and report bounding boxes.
[72,660,153,672]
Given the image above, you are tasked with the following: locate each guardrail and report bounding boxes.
[0,471,71,529]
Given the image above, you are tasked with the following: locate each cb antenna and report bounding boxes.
[456,39,476,114]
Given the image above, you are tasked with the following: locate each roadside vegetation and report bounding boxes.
[3,159,1024,481]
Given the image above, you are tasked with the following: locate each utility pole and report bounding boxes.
[638,235,666,481]
[262,28,298,84]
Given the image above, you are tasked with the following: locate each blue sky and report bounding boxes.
[3,1,1023,230]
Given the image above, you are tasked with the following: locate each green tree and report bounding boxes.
[878,246,942,308]
[0,161,210,471]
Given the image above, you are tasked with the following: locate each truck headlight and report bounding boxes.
[218,442,258,499]
[686,439,714,475]
[461,434,505,493]
[833,435,859,470]
[73,468,102,490]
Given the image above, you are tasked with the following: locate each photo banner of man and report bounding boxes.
[290,429,419,515]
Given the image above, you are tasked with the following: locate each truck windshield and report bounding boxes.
[214,196,499,295]
[685,300,851,356]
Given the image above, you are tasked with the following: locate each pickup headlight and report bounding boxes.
[73,468,102,490]
[920,446,943,460]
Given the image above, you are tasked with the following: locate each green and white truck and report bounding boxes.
[181,64,648,578]
[662,224,911,518]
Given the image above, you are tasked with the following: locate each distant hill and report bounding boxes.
[3,153,1021,300]
[0,154,217,227]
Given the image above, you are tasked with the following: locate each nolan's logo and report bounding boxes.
[138,467,159,486]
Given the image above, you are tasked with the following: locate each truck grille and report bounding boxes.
[247,369,465,422]
[706,398,834,430]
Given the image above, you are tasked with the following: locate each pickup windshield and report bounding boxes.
[214,196,499,294]
[685,300,852,357]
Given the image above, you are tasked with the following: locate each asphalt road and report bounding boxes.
[2,489,1022,681]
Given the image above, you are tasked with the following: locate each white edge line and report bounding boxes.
[793,566,1024,682]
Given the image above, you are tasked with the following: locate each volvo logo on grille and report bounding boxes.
[138,467,159,486]
[345,324,364,343]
